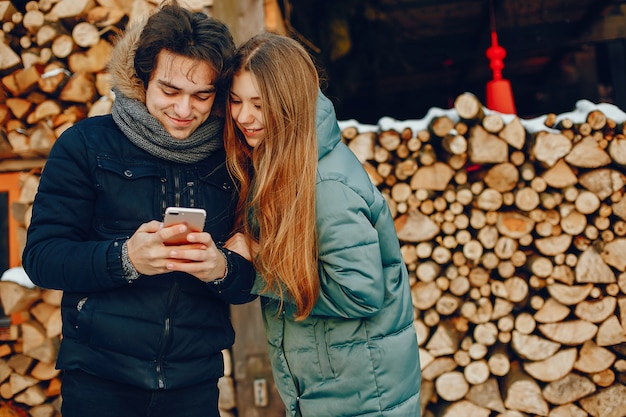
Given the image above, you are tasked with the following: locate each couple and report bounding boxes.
[21,1,421,416]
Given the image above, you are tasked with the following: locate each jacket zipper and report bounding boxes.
[188,181,195,207]
[164,169,194,210]
[160,178,167,214]
[174,174,180,207]
[156,279,179,389]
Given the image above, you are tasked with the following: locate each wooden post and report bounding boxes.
[230,300,285,416]
[212,2,285,413]
[608,40,626,110]
[212,0,264,45]
[0,172,25,269]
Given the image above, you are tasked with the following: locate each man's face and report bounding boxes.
[145,50,217,140]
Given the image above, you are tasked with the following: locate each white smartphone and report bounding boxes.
[163,207,206,245]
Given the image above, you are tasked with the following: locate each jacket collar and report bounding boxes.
[315,91,342,161]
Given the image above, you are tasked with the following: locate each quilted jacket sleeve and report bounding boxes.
[311,179,386,318]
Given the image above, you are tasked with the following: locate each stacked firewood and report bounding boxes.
[0,0,217,171]
[0,0,146,171]
[0,281,61,417]
[341,92,626,417]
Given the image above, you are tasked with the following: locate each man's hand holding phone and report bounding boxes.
[124,208,227,282]
[161,207,227,282]
[163,207,206,246]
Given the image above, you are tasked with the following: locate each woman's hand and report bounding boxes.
[224,232,258,262]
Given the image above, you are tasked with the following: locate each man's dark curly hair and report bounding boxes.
[134,0,235,115]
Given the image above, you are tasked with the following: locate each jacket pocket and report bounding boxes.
[314,320,334,379]
[282,317,336,385]
[196,165,236,235]
[76,296,96,344]
[95,157,164,232]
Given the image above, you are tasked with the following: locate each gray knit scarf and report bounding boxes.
[111,89,223,164]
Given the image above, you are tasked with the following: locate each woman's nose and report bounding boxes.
[237,105,254,124]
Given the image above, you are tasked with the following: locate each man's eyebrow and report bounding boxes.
[157,79,216,94]
[157,80,180,90]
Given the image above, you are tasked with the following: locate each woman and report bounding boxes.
[224,32,421,417]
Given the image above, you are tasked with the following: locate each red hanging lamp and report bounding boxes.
[485,0,516,114]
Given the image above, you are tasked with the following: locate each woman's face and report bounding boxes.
[230,71,265,148]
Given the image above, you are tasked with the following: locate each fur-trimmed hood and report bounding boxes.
[108,20,148,103]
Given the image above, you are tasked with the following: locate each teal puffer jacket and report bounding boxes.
[258,93,421,417]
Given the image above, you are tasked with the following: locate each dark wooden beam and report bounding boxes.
[608,40,626,109]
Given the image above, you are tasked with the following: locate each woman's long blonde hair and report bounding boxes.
[224,32,320,320]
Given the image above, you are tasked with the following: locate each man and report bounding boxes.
[21,2,256,416]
